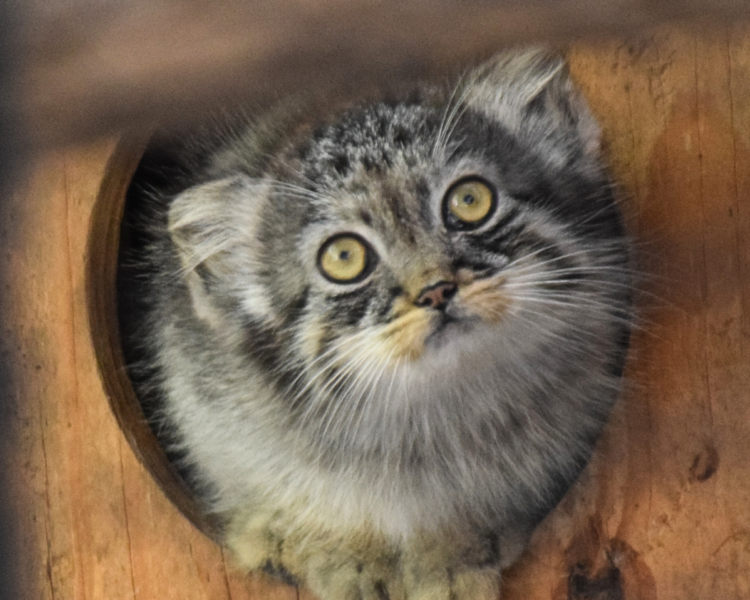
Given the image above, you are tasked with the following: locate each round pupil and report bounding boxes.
[446,179,494,224]
[319,235,369,282]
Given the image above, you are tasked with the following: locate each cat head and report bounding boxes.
[166,49,630,439]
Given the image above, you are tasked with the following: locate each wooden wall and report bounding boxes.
[3,24,750,600]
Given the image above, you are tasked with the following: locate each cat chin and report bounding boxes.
[422,312,479,350]
[415,316,511,377]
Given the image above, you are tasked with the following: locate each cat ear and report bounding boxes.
[169,177,243,275]
[465,49,601,157]
[168,175,265,325]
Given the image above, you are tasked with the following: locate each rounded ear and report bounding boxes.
[464,48,601,157]
[168,176,247,277]
[167,175,269,324]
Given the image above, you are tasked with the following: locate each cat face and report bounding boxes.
[291,121,533,367]
[167,51,630,445]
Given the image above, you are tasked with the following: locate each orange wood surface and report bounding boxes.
[4,24,750,600]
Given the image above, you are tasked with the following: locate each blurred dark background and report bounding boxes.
[0,1,20,597]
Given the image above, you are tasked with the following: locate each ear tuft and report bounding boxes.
[465,48,601,157]
[168,175,261,277]
[167,175,267,324]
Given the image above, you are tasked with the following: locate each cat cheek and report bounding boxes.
[461,292,509,324]
[457,277,510,324]
[297,319,329,361]
[239,282,276,323]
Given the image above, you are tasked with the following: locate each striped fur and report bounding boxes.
[119,49,632,600]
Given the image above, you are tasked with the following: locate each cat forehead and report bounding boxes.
[268,97,537,241]
[294,102,439,181]
[316,102,438,148]
[291,102,498,194]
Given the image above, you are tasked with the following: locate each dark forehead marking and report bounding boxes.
[383,193,418,245]
[361,154,380,173]
[415,179,433,229]
[332,154,351,177]
[379,149,394,169]
[392,125,415,147]
[359,209,373,226]
[301,101,438,163]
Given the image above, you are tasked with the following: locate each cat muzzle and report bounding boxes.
[416,281,457,310]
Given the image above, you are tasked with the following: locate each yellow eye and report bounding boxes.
[445,178,495,227]
[318,235,372,283]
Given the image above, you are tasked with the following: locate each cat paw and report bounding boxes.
[452,569,501,600]
[403,567,500,600]
[225,506,288,572]
[227,508,404,600]
[303,551,404,600]
[402,530,502,600]
[227,510,505,600]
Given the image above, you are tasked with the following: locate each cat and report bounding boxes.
[118,48,632,600]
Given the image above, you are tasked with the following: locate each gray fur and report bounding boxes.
[119,48,632,600]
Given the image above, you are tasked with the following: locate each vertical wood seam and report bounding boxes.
[220,549,237,600]
[625,52,642,210]
[62,159,82,416]
[36,376,57,600]
[117,437,138,600]
[692,32,717,436]
[621,50,657,549]
[61,158,87,600]
[726,26,746,366]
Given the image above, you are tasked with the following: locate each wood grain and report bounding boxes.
[4,23,750,600]
[1,143,297,600]
[504,27,750,600]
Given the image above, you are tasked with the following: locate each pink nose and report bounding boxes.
[416,281,457,310]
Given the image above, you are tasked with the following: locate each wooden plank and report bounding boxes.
[1,146,136,600]
[0,142,297,600]
[1,156,65,600]
[119,443,239,600]
[5,21,750,600]
[503,25,750,600]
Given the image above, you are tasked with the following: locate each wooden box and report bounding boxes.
[4,23,750,600]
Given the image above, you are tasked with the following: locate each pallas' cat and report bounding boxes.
[118,49,632,600]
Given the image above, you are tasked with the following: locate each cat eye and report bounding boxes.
[443,177,496,229]
[317,234,375,283]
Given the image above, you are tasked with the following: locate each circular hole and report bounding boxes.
[86,134,221,540]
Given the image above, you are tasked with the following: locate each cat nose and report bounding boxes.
[416,281,457,310]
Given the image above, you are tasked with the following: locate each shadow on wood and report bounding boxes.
[13,0,750,150]
[4,20,750,600]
